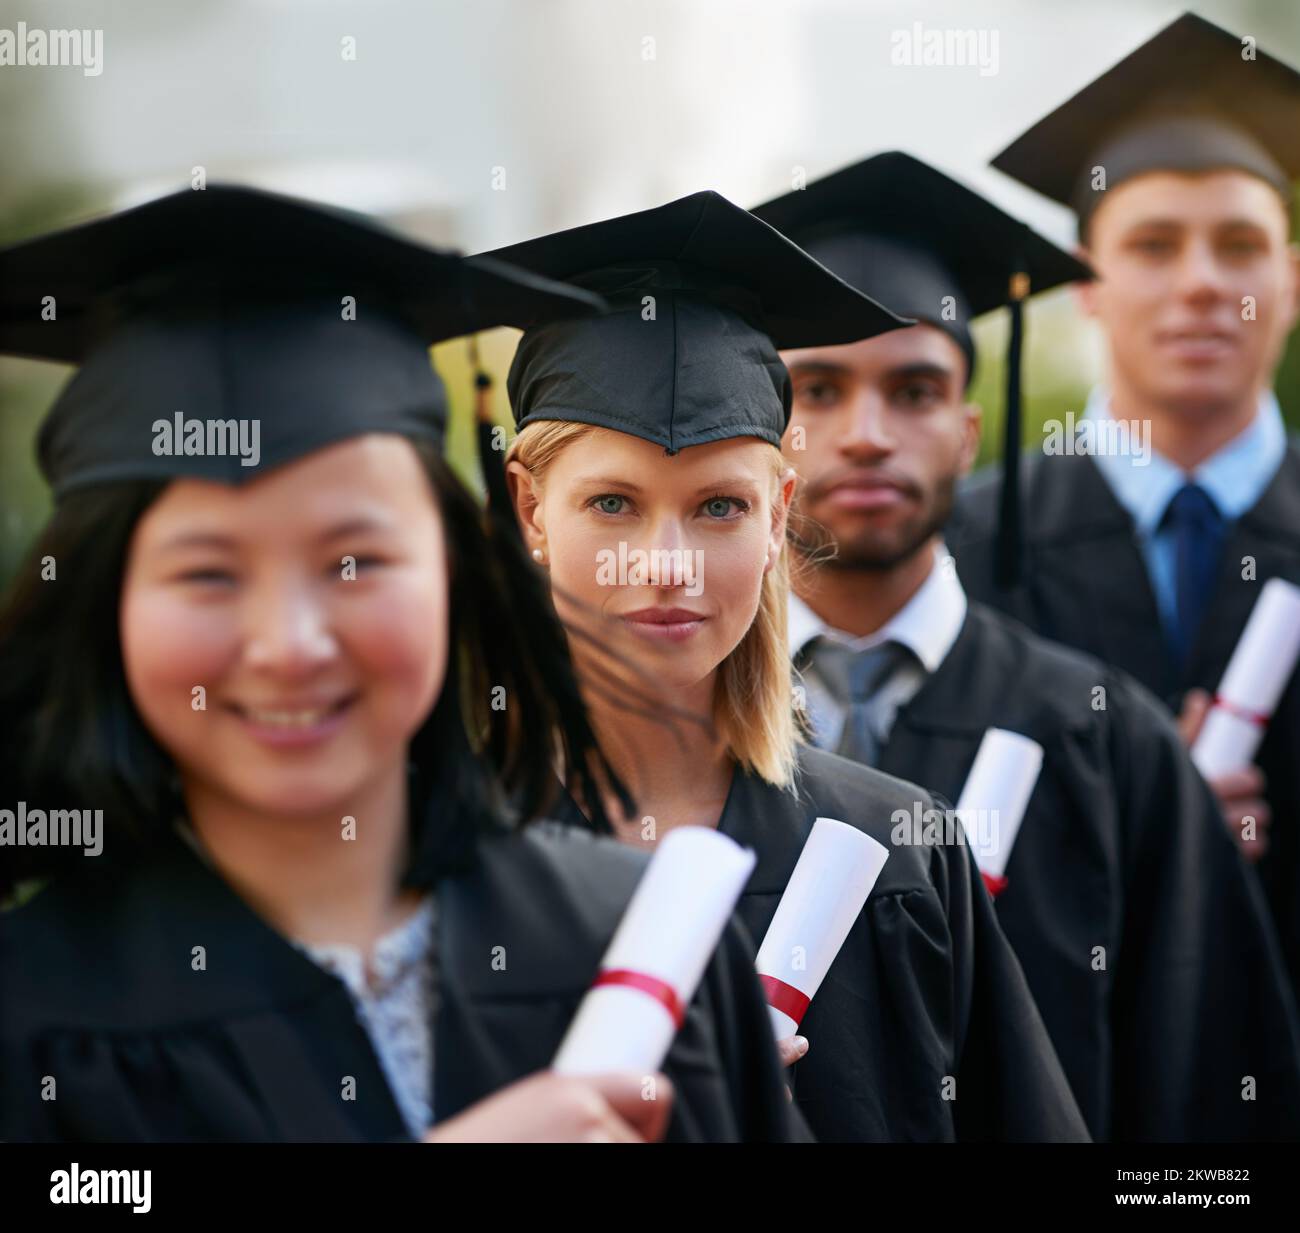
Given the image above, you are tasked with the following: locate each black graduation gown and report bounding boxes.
[871,601,1300,1140]
[553,748,1090,1142]
[0,821,804,1143]
[951,443,1300,1001]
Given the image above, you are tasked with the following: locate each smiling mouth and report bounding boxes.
[229,696,356,729]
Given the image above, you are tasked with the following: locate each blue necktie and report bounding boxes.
[1160,483,1225,667]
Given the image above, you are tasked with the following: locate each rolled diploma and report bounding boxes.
[755,817,889,1039]
[955,728,1044,879]
[1191,577,1300,779]
[552,826,756,1075]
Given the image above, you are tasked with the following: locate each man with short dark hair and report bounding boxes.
[753,148,1300,1141]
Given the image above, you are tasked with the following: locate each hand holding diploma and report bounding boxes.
[553,826,756,1076]
[1189,578,1300,779]
[1178,578,1300,861]
[1179,689,1273,861]
[423,1071,675,1143]
[775,1035,810,1068]
[755,817,890,1041]
[955,728,1044,898]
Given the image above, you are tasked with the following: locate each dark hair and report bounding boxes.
[0,437,627,896]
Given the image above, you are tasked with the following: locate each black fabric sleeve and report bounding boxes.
[927,795,1092,1142]
[692,916,815,1142]
[1106,672,1300,1140]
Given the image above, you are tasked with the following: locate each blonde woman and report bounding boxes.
[485,191,1089,1143]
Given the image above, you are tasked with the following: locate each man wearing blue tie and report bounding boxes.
[951,14,1300,998]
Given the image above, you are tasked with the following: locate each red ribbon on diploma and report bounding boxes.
[591,967,686,1029]
[1212,695,1270,728]
[759,974,812,1028]
[982,870,1009,899]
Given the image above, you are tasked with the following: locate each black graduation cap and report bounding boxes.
[752,151,1091,588]
[992,12,1300,230]
[0,184,606,500]
[474,190,912,454]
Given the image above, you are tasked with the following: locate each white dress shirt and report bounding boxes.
[789,544,968,753]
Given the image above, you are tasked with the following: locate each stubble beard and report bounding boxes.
[792,473,956,574]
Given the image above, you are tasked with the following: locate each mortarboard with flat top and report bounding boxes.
[752,151,1092,587]
[752,150,1090,379]
[473,189,913,454]
[991,12,1300,232]
[0,184,606,500]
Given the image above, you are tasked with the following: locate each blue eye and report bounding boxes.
[702,496,747,519]
[592,495,627,515]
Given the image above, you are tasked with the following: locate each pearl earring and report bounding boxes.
[532,547,546,564]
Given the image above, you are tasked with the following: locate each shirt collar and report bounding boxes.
[1085,386,1287,531]
[295,894,436,999]
[788,543,967,673]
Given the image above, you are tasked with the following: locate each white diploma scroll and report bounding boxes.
[552,826,756,1076]
[1191,577,1300,780]
[754,817,889,1040]
[955,728,1044,885]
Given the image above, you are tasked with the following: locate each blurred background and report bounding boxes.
[2,0,1298,584]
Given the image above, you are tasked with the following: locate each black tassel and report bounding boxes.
[994,261,1030,589]
[469,336,515,534]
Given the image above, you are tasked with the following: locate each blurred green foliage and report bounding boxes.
[1,185,101,584]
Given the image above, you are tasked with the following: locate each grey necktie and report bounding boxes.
[800,638,915,766]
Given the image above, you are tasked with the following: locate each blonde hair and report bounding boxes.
[507,420,798,789]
